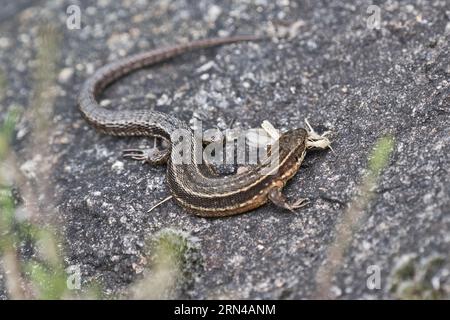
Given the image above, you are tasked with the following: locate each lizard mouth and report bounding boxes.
[304,118,333,152]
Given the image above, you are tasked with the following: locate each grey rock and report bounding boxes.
[0,0,448,299]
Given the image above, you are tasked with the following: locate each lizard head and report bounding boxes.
[277,128,308,154]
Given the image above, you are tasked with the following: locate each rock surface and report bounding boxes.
[0,0,449,299]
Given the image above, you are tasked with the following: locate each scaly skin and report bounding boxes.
[78,35,320,217]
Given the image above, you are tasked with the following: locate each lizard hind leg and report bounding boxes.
[123,137,170,165]
[268,187,309,213]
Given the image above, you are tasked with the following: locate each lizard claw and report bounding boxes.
[289,198,309,210]
[122,148,169,165]
[268,187,310,213]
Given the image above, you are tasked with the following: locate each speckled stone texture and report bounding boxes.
[0,0,449,299]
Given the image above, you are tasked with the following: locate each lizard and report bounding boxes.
[78,35,331,217]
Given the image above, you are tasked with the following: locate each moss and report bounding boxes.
[131,228,201,299]
[389,254,449,300]
[368,135,395,178]
[0,108,19,159]
[152,229,196,267]
[0,69,5,101]
[24,261,67,300]
[0,110,19,252]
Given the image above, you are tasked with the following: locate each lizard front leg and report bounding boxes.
[122,137,171,165]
